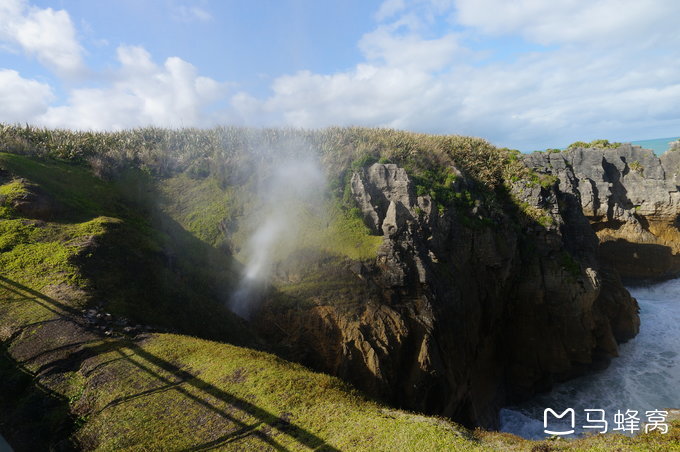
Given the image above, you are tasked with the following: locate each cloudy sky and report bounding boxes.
[1,0,680,150]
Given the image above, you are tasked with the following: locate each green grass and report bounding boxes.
[0,155,250,345]
[158,172,382,263]
[0,177,118,290]
[69,333,478,451]
[0,152,125,222]
[629,160,644,174]
[0,178,28,201]
[325,206,383,259]
[157,173,234,247]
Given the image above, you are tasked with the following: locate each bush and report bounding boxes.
[629,160,643,174]
[567,139,622,150]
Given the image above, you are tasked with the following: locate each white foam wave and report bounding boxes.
[501,278,680,439]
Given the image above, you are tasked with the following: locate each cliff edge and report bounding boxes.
[526,144,680,280]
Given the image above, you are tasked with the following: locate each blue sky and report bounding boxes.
[1,0,680,151]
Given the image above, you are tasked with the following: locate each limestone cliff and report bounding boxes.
[253,162,640,428]
[525,145,680,280]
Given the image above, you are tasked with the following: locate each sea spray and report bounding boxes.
[500,278,680,438]
[230,158,326,318]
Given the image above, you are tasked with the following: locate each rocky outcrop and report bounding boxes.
[350,164,414,235]
[253,162,640,428]
[525,145,680,280]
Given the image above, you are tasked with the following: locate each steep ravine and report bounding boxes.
[252,162,640,428]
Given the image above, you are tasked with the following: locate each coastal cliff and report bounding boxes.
[253,160,639,428]
[525,144,680,280]
[1,126,670,449]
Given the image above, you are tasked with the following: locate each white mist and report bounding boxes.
[229,158,325,319]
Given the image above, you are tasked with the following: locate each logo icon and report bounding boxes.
[543,408,576,435]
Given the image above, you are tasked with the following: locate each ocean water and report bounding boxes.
[500,278,680,439]
[630,137,680,155]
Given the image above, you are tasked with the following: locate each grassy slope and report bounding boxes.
[157,172,382,262]
[0,153,252,343]
[0,149,678,450]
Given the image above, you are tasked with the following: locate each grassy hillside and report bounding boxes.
[0,152,251,342]
[0,152,493,450]
[0,126,678,450]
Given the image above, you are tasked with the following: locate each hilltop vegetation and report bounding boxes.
[0,123,558,231]
[0,124,521,185]
[567,139,623,150]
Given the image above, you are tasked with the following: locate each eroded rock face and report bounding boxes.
[253,162,640,429]
[350,164,415,234]
[525,145,680,280]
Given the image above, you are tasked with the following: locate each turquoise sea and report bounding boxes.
[630,136,680,155]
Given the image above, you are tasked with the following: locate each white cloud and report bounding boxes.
[261,64,437,128]
[0,1,228,131]
[2,0,680,150]
[172,5,212,23]
[454,0,680,48]
[359,25,461,71]
[375,0,407,21]
[0,0,85,78]
[229,0,680,150]
[0,69,54,123]
[37,45,228,130]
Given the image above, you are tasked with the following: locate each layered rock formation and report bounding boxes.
[253,162,640,428]
[525,145,680,280]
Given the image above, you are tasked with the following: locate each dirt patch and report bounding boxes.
[42,284,91,308]
[225,367,248,384]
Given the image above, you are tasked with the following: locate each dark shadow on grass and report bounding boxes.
[0,341,77,451]
[0,276,339,452]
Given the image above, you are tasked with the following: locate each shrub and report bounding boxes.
[567,139,622,150]
[629,160,643,174]
[351,153,379,170]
